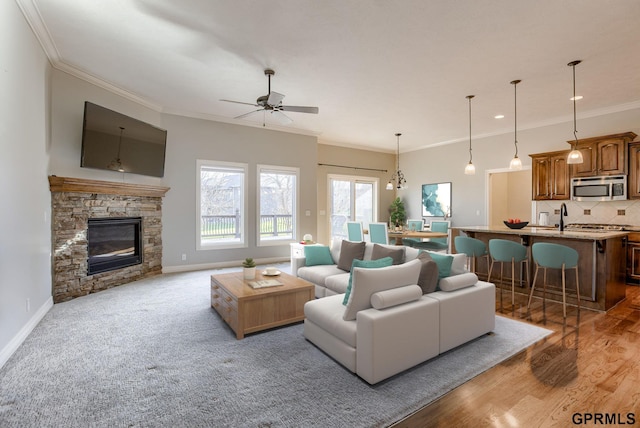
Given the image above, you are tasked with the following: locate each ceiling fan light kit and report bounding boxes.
[509,79,523,171]
[567,60,584,165]
[220,69,319,126]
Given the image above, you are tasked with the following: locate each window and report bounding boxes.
[258,165,299,246]
[197,160,248,249]
[328,175,378,240]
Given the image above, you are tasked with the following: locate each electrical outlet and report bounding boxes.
[181,254,187,261]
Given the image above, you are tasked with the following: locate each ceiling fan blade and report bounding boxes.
[271,110,293,125]
[267,91,285,106]
[235,109,263,120]
[220,99,259,107]
[280,105,319,114]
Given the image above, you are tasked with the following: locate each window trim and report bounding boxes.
[257,164,300,247]
[327,174,379,240]
[196,159,248,250]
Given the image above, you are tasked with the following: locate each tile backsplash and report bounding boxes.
[534,200,640,226]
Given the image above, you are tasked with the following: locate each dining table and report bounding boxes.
[387,230,449,245]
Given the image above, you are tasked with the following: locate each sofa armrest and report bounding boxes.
[356,297,440,384]
[291,257,306,277]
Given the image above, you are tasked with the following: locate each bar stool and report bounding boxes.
[528,242,580,318]
[488,239,529,306]
[454,236,489,277]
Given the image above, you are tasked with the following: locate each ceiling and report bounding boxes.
[20,0,640,153]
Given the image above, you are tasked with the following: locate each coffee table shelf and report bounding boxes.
[211,271,314,339]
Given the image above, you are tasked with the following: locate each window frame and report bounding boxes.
[257,164,300,247]
[196,159,248,250]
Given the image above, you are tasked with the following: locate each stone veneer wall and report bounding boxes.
[50,177,169,303]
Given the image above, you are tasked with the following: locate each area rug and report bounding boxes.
[0,269,552,427]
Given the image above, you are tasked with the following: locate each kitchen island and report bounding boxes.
[452,226,628,312]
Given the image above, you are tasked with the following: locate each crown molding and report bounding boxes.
[14,0,61,62]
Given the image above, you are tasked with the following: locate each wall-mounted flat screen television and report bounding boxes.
[81,101,167,177]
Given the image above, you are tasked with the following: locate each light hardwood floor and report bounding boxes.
[392,285,640,427]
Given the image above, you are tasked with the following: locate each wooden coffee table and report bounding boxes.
[210,270,314,339]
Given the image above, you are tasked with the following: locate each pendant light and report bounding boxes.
[464,95,476,175]
[567,60,584,164]
[509,80,522,170]
[386,133,407,190]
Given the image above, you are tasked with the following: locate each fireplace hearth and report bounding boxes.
[87,217,142,275]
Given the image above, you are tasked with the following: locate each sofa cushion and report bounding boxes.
[438,272,479,292]
[343,257,394,305]
[371,244,405,265]
[371,284,422,309]
[427,252,454,279]
[404,246,420,261]
[330,238,342,265]
[337,240,366,271]
[417,252,439,294]
[324,273,351,295]
[343,259,422,321]
[304,294,357,347]
[297,265,346,286]
[304,245,334,266]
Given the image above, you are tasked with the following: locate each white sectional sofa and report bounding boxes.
[296,240,496,384]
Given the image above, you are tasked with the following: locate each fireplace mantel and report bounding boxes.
[49,176,170,198]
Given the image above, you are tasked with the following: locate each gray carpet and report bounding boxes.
[0,265,552,427]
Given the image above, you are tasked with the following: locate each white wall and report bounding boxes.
[398,107,640,227]
[0,0,53,367]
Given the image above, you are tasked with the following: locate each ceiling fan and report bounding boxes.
[220,69,319,125]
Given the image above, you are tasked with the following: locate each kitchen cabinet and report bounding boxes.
[628,142,640,199]
[627,233,640,285]
[530,150,570,200]
[569,132,636,177]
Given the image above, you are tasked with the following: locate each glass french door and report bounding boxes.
[329,175,377,240]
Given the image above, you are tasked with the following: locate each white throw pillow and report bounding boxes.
[438,272,478,292]
[343,259,422,321]
[371,285,422,309]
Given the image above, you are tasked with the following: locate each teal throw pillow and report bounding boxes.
[342,257,393,305]
[304,245,334,266]
[424,251,454,279]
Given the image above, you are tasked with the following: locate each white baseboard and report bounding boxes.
[163,257,290,274]
[0,296,53,369]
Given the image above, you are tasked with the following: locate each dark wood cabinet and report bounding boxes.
[569,132,636,177]
[530,150,570,200]
[627,233,640,285]
[628,142,640,199]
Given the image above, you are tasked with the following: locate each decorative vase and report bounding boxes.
[243,267,256,280]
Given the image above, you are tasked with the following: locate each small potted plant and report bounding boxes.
[242,257,256,280]
[389,197,407,231]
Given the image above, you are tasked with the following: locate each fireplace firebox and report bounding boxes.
[87,217,143,275]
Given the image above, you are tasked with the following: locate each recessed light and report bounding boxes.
[494,114,505,119]
[570,95,583,101]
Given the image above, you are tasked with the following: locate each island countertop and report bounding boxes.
[453,225,629,240]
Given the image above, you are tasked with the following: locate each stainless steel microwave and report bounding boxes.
[571,175,627,201]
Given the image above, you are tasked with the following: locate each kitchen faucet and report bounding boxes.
[559,203,568,231]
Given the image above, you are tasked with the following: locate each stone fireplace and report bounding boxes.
[49,176,170,303]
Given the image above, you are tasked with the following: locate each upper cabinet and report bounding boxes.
[530,150,571,200]
[628,141,640,199]
[568,132,637,177]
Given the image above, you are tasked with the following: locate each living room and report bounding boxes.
[3,0,640,426]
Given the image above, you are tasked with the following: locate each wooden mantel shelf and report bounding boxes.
[48,176,170,198]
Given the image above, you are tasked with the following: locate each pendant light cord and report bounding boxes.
[467,95,473,163]
[511,80,520,158]
[572,62,578,145]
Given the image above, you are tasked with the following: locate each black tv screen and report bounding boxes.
[81,101,167,177]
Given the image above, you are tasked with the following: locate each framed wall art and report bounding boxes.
[421,182,451,217]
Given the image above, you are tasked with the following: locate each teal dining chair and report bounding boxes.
[402,219,424,247]
[528,242,580,318]
[346,221,364,242]
[412,220,450,252]
[368,222,389,245]
[488,239,529,306]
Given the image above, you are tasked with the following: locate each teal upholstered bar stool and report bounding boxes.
[346,221,364,241]
[488,239,529,305]
[528,242,580,318]
[454,236,489,277]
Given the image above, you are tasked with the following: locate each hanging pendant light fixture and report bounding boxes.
[386,133,407,190]
[509,80,522,170]
[108,126,126,172]
[567,60,584,164]
[464,95,476,175]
